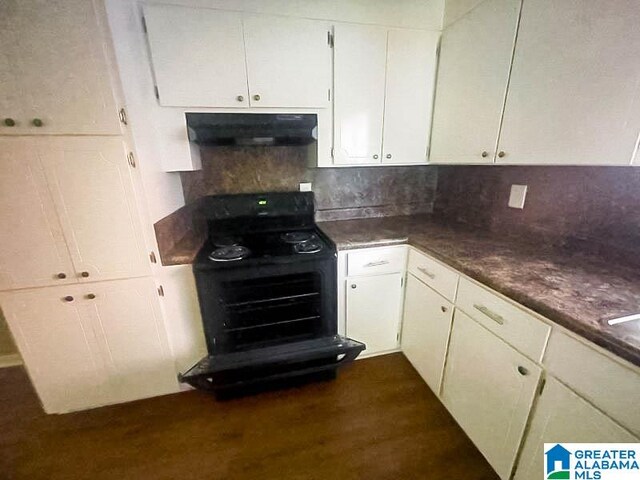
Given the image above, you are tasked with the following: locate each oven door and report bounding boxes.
[178,334,365,392]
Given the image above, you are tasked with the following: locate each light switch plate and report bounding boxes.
[508,184,528,209]
[299,182,312,192]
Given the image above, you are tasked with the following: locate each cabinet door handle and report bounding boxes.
[351,284,357,289]
[498,151,506,158]
[386,154,392,159]
[373,154,379,160]
[417,266,436,279]
[86,293,96,300]
[80,271,90,278]
[32,118,43,127]
[440,306,448,313]
[481,151,489,158]
[473,304,505,325]
[517,366,529,376]
[253,94,261,101]
[236,95,244,102]
[4,118,15,127]
[63,296,74,302]
[364,260,389,268]
[56,272,67,279]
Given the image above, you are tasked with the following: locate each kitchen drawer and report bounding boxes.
[544,330,640,437]
[346,246,407,277]
[407,248,459,302]
[456,278,550,362]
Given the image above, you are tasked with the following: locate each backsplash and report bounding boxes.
[180,146,438,221]
[434,166,640,262]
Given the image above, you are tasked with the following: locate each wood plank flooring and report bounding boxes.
[0,353,499,480]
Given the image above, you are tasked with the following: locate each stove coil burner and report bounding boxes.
[209,245,251,262]
[212,236,241,248]
[281,231,315,244]
[294,241,323,254]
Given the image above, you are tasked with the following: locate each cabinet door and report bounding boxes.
[0,285,107,413]
[382,30,439,165]
[0,138,75,290]
[514,377,637,480]
[442,310,542,480]
[144,5,249,108]
[333,24,387,165]
[430,0,521,164]
[0,5,26,134]
[39,137,150,282]
[1,0,121,135]
[401,274,453,394]
[86,277,177,404]
[498,0,640,165]
[244,16,331,108]
[346,273,403,356]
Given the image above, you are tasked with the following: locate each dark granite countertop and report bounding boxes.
[319,215,640,368]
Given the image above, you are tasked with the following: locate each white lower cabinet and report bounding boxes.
[513,377,638,480]
[442,310,542,480]
[0,277,177,413]
[346,273,404,356]
[401,273,453,394]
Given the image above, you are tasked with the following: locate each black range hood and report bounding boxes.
[186,112,318,147]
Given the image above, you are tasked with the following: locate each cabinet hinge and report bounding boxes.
[396,332,400,342]
[327,30,334,48]
[328,89,331,101]
[538,377,546,396]
[141,15,147,33]
[401,277,404,287]
[330,147,334,158]
[127,152,136,168]
[149,251,157,264]
[154,85,160,100]
[118,108,128,125]
[157,285,165,297]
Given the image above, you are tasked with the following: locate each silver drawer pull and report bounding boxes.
[364,260,389,268]
[417,266,436,279]
[473,304,505,325]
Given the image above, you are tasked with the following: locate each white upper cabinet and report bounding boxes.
[39,137,150,283]
[0,0,121,135]
[514,377,638,480]
[382,30,439,165]
[430,0,521,164]
[333,25,439,166]
[144,6,331,109]
[0,138,75,291]
[497,0,640,165]
[332,24,387,165]
[143,6,249,108]
[243,16,331,108]
[442,310,541,480]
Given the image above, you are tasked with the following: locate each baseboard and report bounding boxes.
[0,353,22,368]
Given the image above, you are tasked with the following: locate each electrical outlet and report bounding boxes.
[508,185,528,209]
[299,182,312,192]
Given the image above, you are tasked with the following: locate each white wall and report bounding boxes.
[442,0,485,27]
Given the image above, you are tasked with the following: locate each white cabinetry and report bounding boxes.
[513,377,638,480]
[442,310,542,480]
[0,278,177,413]
[143,5,331,109]
[498,0,640,165]
[0,0,121,135]
[333,24,439,166]
[401,273,453,394]
[341,246,407,357]
[430,0,521,164]
[0,137,150,291]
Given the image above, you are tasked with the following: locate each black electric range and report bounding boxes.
[180,192,365,396]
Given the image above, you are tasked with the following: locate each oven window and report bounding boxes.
[219,273,322,350]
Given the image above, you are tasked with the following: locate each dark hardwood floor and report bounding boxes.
[0,353,498,480]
